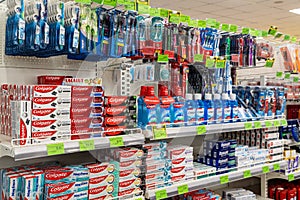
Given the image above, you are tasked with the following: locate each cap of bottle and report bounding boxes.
[140,86,148,96]
[158,85,169,97]
[146,86,155,96]
[222,93,229,100]
[186,93,193,100]
[205,93,212,100]
[194,93,202,100]
[230,93,236,100]
[213,93,221,100]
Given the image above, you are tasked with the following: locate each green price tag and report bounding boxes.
[288,174,295,182]
[117,0,125,4]
[276,72,283,78]
[206,18,216,27]
[250,29,257,36]
[103,0,117,6]
[293,77,299,83]
[134,198,143,200]
[214,21,220,29]
[269,28,277,36]
[158,54,169,63]
[194,54,204,62]
[262,166,270,173]
[189,19,198,28]
[124,2,135,10]
[244,122,253,130]
[254,121,262,129]
[291,36,297,43]
[216,60,225,68]
[47,143,65,156]
[109,137,124,147]
[206,57,215,68]
[138,4,150,14]
[159,8,169,18]
[284,35,291,41]
[255,30,262,37]
[285,73,291,79]
[275,32,283,39]
[155,189,167,200]
[229,24,238,33]
[281,119,288,126]
[153,125,167,139]
[150,8,160,16]
[243,170,252,178]
[180,15,190,23]
[92,0,102,3]
[273,163,280,171]
[198,20,206,28]
[220,175,229,184]
[79,140,95,151]
[177,184,188,195]
[196,125,206,135]
[221,24,229,32]
[274,120,281,127]
[75,0,91,4]
[136,0,149,5]
[262,30,268,37]
[169,14,180,24]
[242,27,250,34]
[265,59,274,68]
[265,121,273,128]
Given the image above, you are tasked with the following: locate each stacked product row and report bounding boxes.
[0,83,138,145]
[269,180,300,200]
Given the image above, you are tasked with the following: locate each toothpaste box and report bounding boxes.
[104,96,137,106]
[146,160,171,173]
[267,139,284,148]
[6,174,22,200]
[86,163,116,178]
[269,147,284,155]
[10,100,32,146]
[32,97,71,109]
[118,187,143,199]
[145,171,166,183]
[103,115,137,127]
[89,174,117,189]
[112,148,144,162]
[204,140,231,150]
[72,86,104,97]
[146,151,166,161]
[262,132,279,140]
[74,191,88,200]
[46,192,74,200]
[45,182,75,198]
[74,181,89,192]
[44,170,74,184]
[71,107,103,118]
[143,141,167,152]
[71,117,103,129]
[37,75,73,85]
[171,157,193,168]
[194,163,216,179]
[31,130,70,143]
[171,172,194,183]
[102,126,127,136]
[167,146,193,159]
[88,185,116,199]
[33,85,71,97]
[21,174,38,200]
[119,168,141,181]
[118,178,142,192]
[32,108,71,120]
[71,96,104,107]
[118,160,143,170]
[32,119,71,132]
[104,106,136,117]
[31,170,45,200]
[170,166,194,177]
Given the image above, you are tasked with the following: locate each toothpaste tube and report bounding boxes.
[32,97,71,109]
[104,96,137,106]
[71,107,103,118]
[45,182,75,198]
[32,108,71,120]
[71,96,104,107]
[32,119,71,132]
[71,86,104,97]
[33,85,71,97]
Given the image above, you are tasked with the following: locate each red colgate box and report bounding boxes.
[32,119,71,132]
[31,130,70,143]
[46,193,74,200]
[33,85,71,97]
[71,96,104,107]
[104,96,136,106]
[71,117,103,129]
[71,128,102,140]
[44,170,74,184]
[118,187,142,197]
[118,178,141,192]
[71,107,103,118]
[37,76,72,85]
[104,105,136,117]
[88,185,115,200]
[102,126,127,136]
[33,97,71,109]
[112,148,144,162]
[45,182,75,199]
[72,86,104,97]
[86,163,116,178]
[32,108,70,120]
[104,115,136,127]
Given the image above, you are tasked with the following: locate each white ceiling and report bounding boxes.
[150,0,300,37]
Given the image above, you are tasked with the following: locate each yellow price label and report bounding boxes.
[196,125,206,135]
[155,189,167,200]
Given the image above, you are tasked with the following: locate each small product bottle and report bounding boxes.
[195,93,205,125]
[204,93,214,124]
[222,93,231,123]
[137,86,147,128]
[172,87,185,127]
[142,86,160,129]
[184,93,196,126]
[214,93,222,124]
[158,85,174,126]
[230,93,239,122]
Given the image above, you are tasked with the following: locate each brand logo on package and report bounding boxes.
[34,86,58,93]
[32,131,56,138]
[33,97,56,104]
[107,97,127,105]
[172,158,185,165]
[32,120,55,127]
[171,166,185,173]
[172,149,185,155]
[89,175,108,184]
[106,107,126,115]
[45,171,72,180]
[119,179,135,187]
[49,182,74,194]
[32,109,56,116]
[19,119,28,145]
[89,165,108,173]
[105,116,126,124]
[73,86,91,92]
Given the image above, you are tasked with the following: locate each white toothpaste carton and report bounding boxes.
[88,185,115,199]
[171,157,194,168]
[6,173,21,200]
[86,163,116,178]
[118,178,142,192]
[88,174,116,189]
[74,191,88,200]
[269,147,284,155]
[31,130,70,144]
[31,119,71,132]
[32,97,71,109]
[32,108,70,120]
[262,132,279,140]
[167,145,193,159]
[33,85,71,97]
[267,139,284,148]
[74,181,89,193]
[119,168,141,181]
[21,174,38,200]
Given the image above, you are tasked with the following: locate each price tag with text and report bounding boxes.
[197,125,206,135]
[254,121,262,129]
[156,189,167,200]
[273,120,281,127]
[79,140,95,151]
[109,137,124,147]
[276,72,283,78]
[273,163,280,171]
[216,60,226,68]
[281,119,288,126]
[194,54,204,62]
[178,184,188,195]
[244,122,253,130]
[293,77,299,83]
[153,125,167,139]
[158,54,169,63]
[285,73,291,79]
[47,143,65,156]
[220,175,229,184]
[265,59,274,68]
[288,174,295,182]
[262,166,270,173]
[221,24,229,31]
[244,170,252,178]
[229,24,238,33]
[206,57,215,68]
[265,121,273,128]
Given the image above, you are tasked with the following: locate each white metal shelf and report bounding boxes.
[144,118,286,140]
[267,169,300,181]
[0,131,145,161]
[146,161,286,200]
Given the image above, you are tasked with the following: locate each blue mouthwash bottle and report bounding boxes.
[172,87,185,127]
[143,86,160,129]
[230,93,239,122]
[195,93,205,125]
[204,93,214,125]
[222,93,231,123]
[138,86,147,128]
[214,94,222,124]
[185,93,196,126]
[158,85,174,127]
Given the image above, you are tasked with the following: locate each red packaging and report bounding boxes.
[33,85,71,97]
[71,96,104,107]
[104,96,136,106]
[103,126,127,136]
[71,117,103,128]
[33,97,71,109]
[104,116,136,127]
[46,193,74,200]
[71,86,104,97]
[104,106,136,116]
[276,188,285,200]
[37,76,72,85]
[32,119,71,132]
[32,108,70,120]
[71,107,103,118]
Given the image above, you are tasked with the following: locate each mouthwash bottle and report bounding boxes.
[195,93,205,125]
[185,93,196,126]
[158,85,174,126]
[142,86,160,129]
[137,86,147,128]
[204,93,214,125]
[214,94,222,124]
[172,87,185,127]
[230,93,239,122]
[222,93,231,123]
